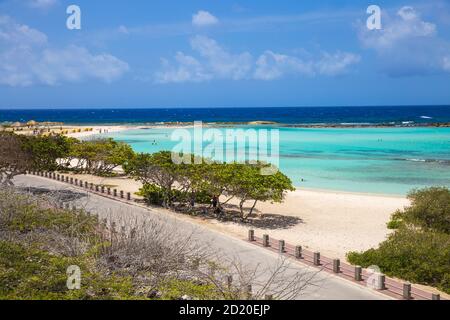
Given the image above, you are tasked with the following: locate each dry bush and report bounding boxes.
[1,186,319,300]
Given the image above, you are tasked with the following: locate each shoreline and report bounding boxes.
[4,121,450,130]
[296,186,407,199]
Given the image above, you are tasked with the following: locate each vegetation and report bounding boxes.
[2,132,294,223]
[69,138,134,176]
[0,132,33,186]
[21,135,74,172]
[390,187,450,234]
[0,188,313,300]
[1,132,135,179]
[126,151,295,221]
[347,187,450,294]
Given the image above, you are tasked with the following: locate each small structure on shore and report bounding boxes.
[11,122,22,131]
[26,120,38,128]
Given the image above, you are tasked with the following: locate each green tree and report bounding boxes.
[227,163,295,221]
[126,151,182,207]
[391,187,450,233]
[0,132,33,186]
[71,139,134,175]
[21,135,74,171]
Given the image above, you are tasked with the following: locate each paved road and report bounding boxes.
[14,175,388,300]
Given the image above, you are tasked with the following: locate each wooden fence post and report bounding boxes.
[262,234,269,247]
[313,252,321,266]
[377,274,386,290]
[355,266,362,281]
[248,230,255,241]
[295,246,302,259]
[333,259,341,273]
[403,283,411,300]
[279,240,285,253]
[432,294,440,300]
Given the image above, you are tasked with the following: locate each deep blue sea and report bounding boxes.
[2,106,450,194]
[1,106,450,125]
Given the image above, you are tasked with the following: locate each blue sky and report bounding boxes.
[0,0,450,108]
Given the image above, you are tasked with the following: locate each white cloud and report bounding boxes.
[315,52,361,76]
[0,16,129,87]
[359,6,450,76]
[361,6,436,49]
[443,56,450,72]
[192,10,219,27]
[155,53,211,84]
[118,25,129,34]
[254,50,360,80]
[254,51,313,80]
[190,35,252,80]
[0,15,47,45]
[155,36,360,83]
[28,0,58,9]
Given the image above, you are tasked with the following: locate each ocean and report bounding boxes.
[104,126,450,195]
[2,106,450,195]
[1,106,450,125]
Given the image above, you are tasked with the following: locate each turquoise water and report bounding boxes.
[104,126,450,195]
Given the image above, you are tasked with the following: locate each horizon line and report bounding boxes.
[2,105,450,111]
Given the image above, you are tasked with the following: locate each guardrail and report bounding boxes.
[247,230,444,301]
[28,171,134,203]
[26,171,445,301]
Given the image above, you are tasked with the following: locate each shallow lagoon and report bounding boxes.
[105,126,450,195]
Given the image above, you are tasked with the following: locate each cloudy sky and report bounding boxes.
[1,0,450,108]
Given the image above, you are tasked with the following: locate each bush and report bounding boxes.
[138,184,166,206]
[0,188,224,300]
[347,228,450,293]
[392,187,450,233]
[0,241,136,300]
[386,219,402,230]
[138,183,211,206]
[348,187,450,294]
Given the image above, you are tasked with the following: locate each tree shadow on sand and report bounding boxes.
[17,187,87,203]
[175,203,303,230]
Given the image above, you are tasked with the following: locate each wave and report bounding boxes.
[420,116,433,119]
[401,158,450,165]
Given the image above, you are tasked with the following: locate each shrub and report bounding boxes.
[0,188,223,300]
[348,187,450,294]
[386,219,402,230]
[138,184,166,206]
[391,187,450,233]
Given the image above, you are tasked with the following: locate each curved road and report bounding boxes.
[14,175,388,300]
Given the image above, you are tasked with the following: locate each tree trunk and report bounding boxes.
[239,199,258,222]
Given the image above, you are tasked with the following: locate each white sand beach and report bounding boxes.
[65,125,130,139]
[10,123,411,259]
[59,172,409,260]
